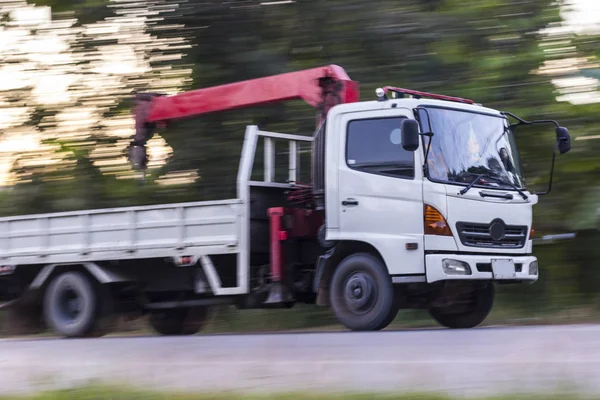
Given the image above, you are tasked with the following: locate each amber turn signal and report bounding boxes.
[424,204,452,236]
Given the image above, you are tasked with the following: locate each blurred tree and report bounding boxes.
[3,0,597,222]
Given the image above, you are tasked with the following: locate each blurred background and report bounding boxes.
[0,0,599,335]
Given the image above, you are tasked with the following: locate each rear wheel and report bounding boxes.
[329,253,395,331]
[43,271,115,338]
[149,306,211,336]
[428,282,495,329]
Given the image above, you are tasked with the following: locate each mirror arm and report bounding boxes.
[414,107,435,178]
[501,110,569,196]
[500,111,560,129]
[534,141,559,196]
[501,111,531,126]
[420,131,434,177]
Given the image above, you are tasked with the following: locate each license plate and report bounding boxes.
[491,259,516,279]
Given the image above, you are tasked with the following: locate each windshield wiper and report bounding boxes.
[459,174,487,195]
[459,173,528,199]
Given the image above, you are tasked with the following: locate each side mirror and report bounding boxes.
[401,119,420,152]
[556,126,571,154]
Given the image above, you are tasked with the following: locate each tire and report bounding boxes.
[428,282,495,329]
[43,271,113,338]
[329,253,394,331]
[373,286,402,331]
[149,306,210,336]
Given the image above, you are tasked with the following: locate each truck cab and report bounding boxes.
[327,95,537,280]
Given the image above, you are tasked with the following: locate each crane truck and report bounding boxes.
[0,65,571,338]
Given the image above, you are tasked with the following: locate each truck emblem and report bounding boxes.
[489,220,506,241]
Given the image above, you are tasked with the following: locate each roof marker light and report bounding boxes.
[383,86,474,105]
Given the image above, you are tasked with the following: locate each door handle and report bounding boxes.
[342,199,359,206]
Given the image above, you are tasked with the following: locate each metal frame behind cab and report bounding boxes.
[236,125,313,294]
[14,126,313,299]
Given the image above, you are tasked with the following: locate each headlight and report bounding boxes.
[529,260,539,275]
[442,259,472,275]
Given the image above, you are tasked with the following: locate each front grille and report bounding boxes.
[456,220,528,249]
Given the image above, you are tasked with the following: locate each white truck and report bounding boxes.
[0,65,571,337]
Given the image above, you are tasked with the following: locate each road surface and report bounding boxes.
[1,325,600,396]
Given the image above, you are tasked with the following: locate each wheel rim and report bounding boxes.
[56,284,84,324]
[343,271,378,314]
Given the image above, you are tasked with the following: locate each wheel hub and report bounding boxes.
[68,299,80,313]
[59,286,82,322]
[344,272,377,313]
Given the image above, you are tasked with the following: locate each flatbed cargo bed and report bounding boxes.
[0,198,243,266]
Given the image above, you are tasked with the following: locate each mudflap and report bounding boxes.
[313,248,335,306]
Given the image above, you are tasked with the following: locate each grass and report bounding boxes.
[0,385,592,400]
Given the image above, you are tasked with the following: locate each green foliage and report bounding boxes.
[4,0,596,223]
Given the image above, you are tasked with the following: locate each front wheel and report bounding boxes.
[329,253,395,331]
[428,282,495,329]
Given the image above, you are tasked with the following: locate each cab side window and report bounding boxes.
[346,116,415,179]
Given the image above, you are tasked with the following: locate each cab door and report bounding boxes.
[335,109,425,276]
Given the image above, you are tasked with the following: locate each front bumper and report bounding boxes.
[425,254,538,283]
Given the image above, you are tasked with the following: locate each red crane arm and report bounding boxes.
[146,64,359,122]
[130,64,359,169]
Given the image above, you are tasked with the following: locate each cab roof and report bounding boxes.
[330,95,504,118]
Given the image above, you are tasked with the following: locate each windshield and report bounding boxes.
[416,106,526,190]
